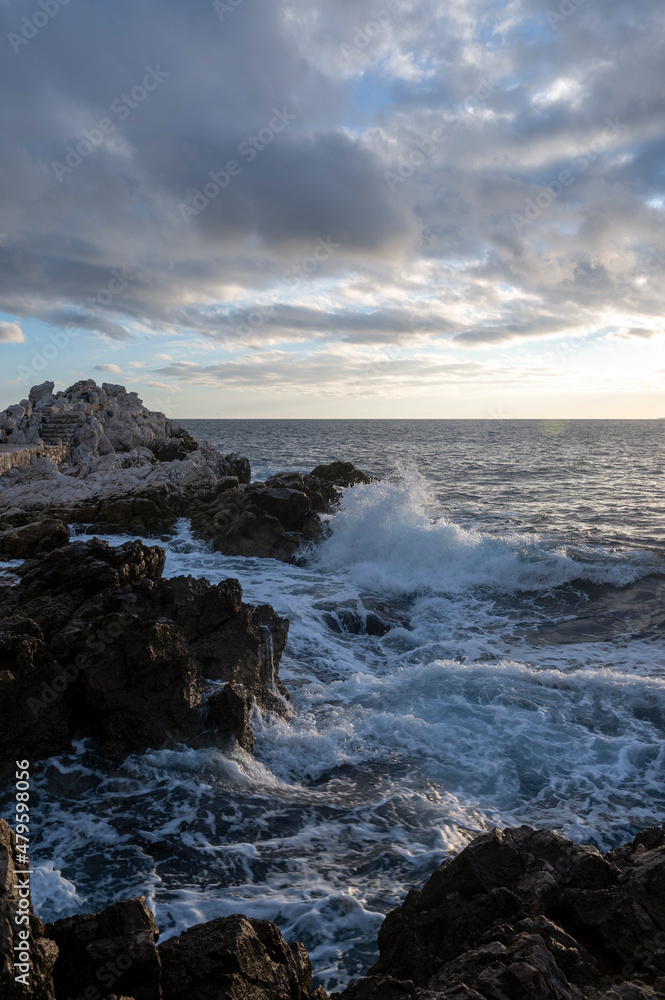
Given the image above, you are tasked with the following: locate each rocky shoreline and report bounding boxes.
[2,817,664,1000]
[1,380,664,1000]
[0,379,371,561]
[0,380,373,779]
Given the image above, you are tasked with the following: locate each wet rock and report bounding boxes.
[0,537,289,781]
[192,461,371,562]
[0,520,69,560]
[309,462,373,487]
[159,913,325,1000]
[45,896,161,1000]
[317,595,410,638]
[357,824,665,1000]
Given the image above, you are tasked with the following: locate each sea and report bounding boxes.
[5,419,665,990]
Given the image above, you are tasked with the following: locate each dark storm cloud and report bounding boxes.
[0,0,664,353]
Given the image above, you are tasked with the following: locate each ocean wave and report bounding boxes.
[313,474,663,595]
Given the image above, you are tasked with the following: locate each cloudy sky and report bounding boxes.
[1,0,664,417]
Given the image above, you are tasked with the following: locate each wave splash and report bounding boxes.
[313,473,662,595]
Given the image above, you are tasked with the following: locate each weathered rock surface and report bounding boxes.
[0,380,203,472]
[0,536,289,783]
[190,462,373,562]
[340,824,665,1000]
[159,913,326,1000]
[45,897,161,1000]
[0,519,69,560]
[0,819,58,1000]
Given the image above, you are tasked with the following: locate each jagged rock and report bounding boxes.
[0,819,58,1000]
[0,382,250,536]
[0,383,371,564]
[353,825,665,1000]
[0,520,69,559]
[45,897,161,1000]
[191,461,372,562]
[309,462,373,487]
[159,913,325,1000]
[0,537,289,782]
[0,380,202,471]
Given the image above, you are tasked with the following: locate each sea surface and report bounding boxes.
[5,420,665,989]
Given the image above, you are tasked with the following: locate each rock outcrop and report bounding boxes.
[159,914,326,1000]
[189,463,372,562]
[0,520,69,560]
[0,381,372,563]
[1,830,323,1000]
[342,824,665,1000]
[46,897,161,1000]
[0,380,205,473]
[0,536,289,783]
[4,821,665,1000]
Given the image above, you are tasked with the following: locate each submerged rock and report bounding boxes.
[0,536,289,782]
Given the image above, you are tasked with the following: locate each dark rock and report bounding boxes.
[208,683,256,753]
[309,462,373,487]
[45,896,161,1000]
[317,596,410,638]
[0,819,58,1000]
[192,461,371,562]
[159,913,324,1000]
[0,538,290,781]
[0,520,69,560]
[360,825,665,1000]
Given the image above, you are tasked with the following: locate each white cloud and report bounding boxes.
[0,321,24,343]
[94,363,124,374]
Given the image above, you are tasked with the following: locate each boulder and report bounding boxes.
[351,824,665,1000]
[159,913,325,1000]
[0,819,58,1000]
[45,897,161,1000]
[0,520,69,560]
[0,537,290,782]
[309,462,372,487]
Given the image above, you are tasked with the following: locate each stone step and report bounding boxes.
[40,412,86,447]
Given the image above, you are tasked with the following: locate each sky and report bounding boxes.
[1,0,664,418]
